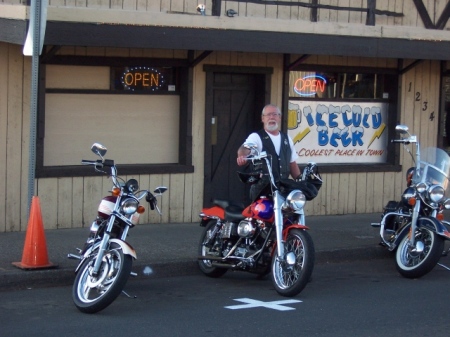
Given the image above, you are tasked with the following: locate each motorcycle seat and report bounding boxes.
[213,199,245,210]
[224,205,246,222]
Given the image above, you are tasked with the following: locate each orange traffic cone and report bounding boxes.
[12,196,57,270]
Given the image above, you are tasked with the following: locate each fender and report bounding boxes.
[417,217,450,238]
[199,206,225,226]
[393,216,450,248]
[282,223,310,240]
[269,224,310,257]
[75,239,137,273]
[110,238,137,259]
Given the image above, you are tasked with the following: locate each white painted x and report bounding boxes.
[225,298,302,311]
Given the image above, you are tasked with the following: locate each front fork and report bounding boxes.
[273,191,285,259]
[408,200,421,247]
[91,220,113,276]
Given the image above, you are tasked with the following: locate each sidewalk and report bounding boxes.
[0,213,398,290]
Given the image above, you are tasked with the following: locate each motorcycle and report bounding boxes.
[372,125,450,278]
[68,143,167,313]
[198,142,322,297]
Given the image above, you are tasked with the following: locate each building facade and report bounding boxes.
[0,0,450,232]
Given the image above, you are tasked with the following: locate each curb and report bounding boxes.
[0,246,390,291]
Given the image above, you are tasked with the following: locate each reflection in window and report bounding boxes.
[289,71,394,100]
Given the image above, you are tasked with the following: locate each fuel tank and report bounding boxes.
[242,197,274,222]
[98,195,117,218]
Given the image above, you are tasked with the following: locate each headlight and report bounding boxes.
[284,190,306,212]
[401,187,415,206]
[444,198,450,210]
[121,198,138,214]
[416,182,427,193]
[428,185,445,203]
[126,179,139,193]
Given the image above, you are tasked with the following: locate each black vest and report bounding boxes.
[257,129,292,181]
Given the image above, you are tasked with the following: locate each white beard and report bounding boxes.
[266,122,279,132]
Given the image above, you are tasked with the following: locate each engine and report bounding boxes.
[237,219,255,237]
[218,219,271,260]
[219,219,257,239]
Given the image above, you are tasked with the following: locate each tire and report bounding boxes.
[198,220,228,278]
[395,226,444,279]
[271,228,315,297]
[72,242,133,314]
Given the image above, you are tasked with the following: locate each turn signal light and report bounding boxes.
[437,213,444,221]
[111,188,120,196]
[408,198,416,206]
[137,205,145,214]
[443,230,450,239]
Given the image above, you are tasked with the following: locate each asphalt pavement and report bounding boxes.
[1,212,446,291]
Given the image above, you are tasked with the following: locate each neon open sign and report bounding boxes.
[293,75,327,97]
[121,67,165,91]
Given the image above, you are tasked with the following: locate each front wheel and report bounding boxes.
[395,226,444,279]
[272,229,315,297]
[72,242,133,314]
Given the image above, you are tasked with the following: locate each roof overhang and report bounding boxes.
[42,21,450,61]
[1,6,449,60]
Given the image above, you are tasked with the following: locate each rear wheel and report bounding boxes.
[395,226,444,279]
[72,242,132,313]
[272,229,315,297]
[198,220,228,278]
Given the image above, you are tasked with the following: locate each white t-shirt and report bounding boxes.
[245,131,298,163]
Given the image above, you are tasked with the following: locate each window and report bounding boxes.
[286,66,398,170]
[37,57,193,178]
[288,71,396,100]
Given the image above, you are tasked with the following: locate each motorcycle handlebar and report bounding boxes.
[81,159,115,166]
[246,151,269,161]
[81,159,100,165]
[391,139,410,144]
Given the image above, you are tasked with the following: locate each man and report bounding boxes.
[237,104,301,200]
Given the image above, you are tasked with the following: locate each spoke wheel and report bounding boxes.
[395,227,444,279]
[272,228,315,297]
[72,242,132,313]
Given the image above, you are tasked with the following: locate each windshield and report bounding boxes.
[413,147,450,190]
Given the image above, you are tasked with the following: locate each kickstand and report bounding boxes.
[437,263,450,271]
[122,290,137,299]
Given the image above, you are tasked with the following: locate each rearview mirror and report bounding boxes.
[243,142,259,156]
[395,125,409,135]
[91,143,107,158]
[154,186,168,195]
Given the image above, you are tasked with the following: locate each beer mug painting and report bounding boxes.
[288,101,302,130]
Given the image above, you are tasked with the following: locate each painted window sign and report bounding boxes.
[293,75,327,97]
[288,100,388,164]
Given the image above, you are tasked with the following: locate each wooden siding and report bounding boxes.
[2,1,449,31]
[0,49,445,232]
[0,0,442,30]
[0,43,29,232]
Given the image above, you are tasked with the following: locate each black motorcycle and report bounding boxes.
[372,125,450,278]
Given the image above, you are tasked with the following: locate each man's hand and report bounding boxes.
[237,156,248,166]
[237,145,251,166]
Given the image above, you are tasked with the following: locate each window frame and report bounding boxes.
[36,55,194,178]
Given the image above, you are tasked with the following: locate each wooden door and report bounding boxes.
[204,70,268,206]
